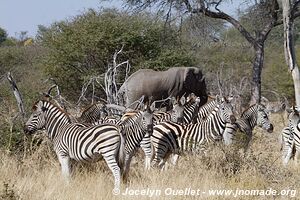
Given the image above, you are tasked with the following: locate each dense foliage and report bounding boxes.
[38,9,195,100]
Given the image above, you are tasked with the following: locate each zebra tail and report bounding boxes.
[117,129,126,174]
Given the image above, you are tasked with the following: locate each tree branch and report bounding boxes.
[184,0,256,45]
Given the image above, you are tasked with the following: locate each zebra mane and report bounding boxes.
[37,100,72,122]
[240,104,264,118]
[121,111,142,125]
[241,104,255,117]
[121,111,139,121]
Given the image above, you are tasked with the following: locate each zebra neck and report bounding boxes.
[241,107,258,130]
[121,113,147,152]
[45,107,70,140]
[196,108,225,139]
[197,100,218,120]
[210,110,226,138]
[184,102,200,123]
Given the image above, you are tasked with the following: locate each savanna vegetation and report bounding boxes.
[0,1,299,199]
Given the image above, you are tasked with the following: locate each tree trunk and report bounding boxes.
[282,0,300,107]
[250,43,264,104]
[291,64,300,106]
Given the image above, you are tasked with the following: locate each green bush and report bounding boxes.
[38,9,195,100]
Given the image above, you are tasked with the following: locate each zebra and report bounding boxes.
[24,100,125,193]
[182,96,201,124]
[280,126,290,151]
[195,95,235,123]
[151,96,236,168]
[222,104,274,150]
[282,107,300,165]
[116,106,154,180]
[88,107,154,173]
[140,95,202,169]
[79,102,108,123]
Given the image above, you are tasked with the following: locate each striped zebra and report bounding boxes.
[222,104,273,149]
[182,96,201,124]
[195,95,234,123]
[280,126,290,150]
[116,106,154,179]
[141,96,202,169]
[152,97,186,124]
[282,107,300,165]
[90,107,154,173]
[151,96,236,168]
[24,100,124,192]
[79,102,108,123]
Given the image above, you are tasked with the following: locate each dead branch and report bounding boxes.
[7,72,25,120]
[77,75,103,106]
[105,45,131,105]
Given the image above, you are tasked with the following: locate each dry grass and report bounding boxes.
[0,113,299,200]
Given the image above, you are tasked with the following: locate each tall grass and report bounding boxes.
[0,114,299,200]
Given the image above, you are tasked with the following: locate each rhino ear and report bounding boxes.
[171,97,176,105]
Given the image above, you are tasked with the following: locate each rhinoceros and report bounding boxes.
[118,67,208,108]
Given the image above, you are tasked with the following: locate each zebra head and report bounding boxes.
[24,100,48,134]
[217,96,236,124]
[141,104,154,134]
[170,96,185,123]
[257,104,274,133]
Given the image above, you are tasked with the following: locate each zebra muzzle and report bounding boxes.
[177,117,183,123]
[23,125,34,134]
[147,125,153,134]
[267,124,274,133]
[230,115,236,123]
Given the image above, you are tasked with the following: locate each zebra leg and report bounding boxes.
[283,132,295,166]
[282,143,293,166]
[151,146,169,169]
[223,123,236,145]
[123,153,133,182]
[158,151,173,170]
[58,155,71,183]
[294,145,300,165]
[243,130,253,154]
[140,134,152,170]
[170,154,179,166]
[102,154,121,192]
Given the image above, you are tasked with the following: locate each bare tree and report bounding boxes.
[125,0,300,104]
[105,45,131,105]
[6,72,25,120]
[282,0,300,107]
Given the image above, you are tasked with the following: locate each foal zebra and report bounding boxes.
[24,100,124,192]
[116,107,154,179]
[282,107,300,165]
[222,104,273,149]
[151,96,236,168]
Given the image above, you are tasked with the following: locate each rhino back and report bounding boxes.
[118,68,184,105]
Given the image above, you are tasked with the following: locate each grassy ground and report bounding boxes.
[0,113,299,200]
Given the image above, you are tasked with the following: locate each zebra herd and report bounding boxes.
[23,94,300,193]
